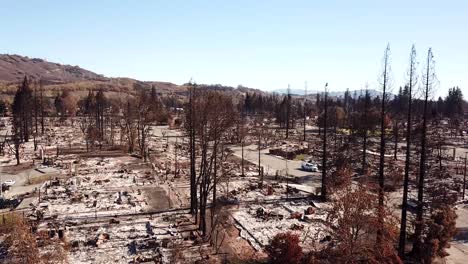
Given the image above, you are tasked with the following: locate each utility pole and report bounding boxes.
[174,137,178,178]
[321,83,328,201]
[258,125,261,178]
[303,81,307,142]
[286,157,289,200]
[241,109,245,177]
[241,139,245,176]
[464,152,467,200]
[40,79,45,134]
[285,84,291,139]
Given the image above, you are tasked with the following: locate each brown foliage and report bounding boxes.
[418,206,457,263]
[0,213,68,264]
[265,232,303,264]
[330,164,352,191]
[323,185,401,264]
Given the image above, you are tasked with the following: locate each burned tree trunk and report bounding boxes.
[377,44,390,248]
[362,89,370,172]
[187,84,198,216]
[188,89,237,238]
[398,45,417,259]
[412,48,434,256]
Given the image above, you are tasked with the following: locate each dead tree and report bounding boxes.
[398,44,418,259]
[361,88,371,172]
[79,115,91,152]
[136,90,159,161]
[392,120,398,160]
[240,106,246,177]
[79,90,96,151]
[377,44,391,248]
[193,90,237,237]
[324,185,400,263]
[121,100,137,153]
[95,89,106,141]
[412,48,436,256]
[185,82,198,216]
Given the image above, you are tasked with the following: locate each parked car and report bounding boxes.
[407,198,418,212]
[301,159,318,172]
[3,180,15,186]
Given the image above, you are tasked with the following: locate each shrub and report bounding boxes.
[265,232,303,264]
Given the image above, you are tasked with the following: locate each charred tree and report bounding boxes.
[412,48,435,256]
[398,45,417,259]
[376,44,391,248]
[361,88,370,172]
[187,83,198,216]
[193,90,236,237]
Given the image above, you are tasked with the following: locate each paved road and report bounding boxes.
[150,126,184,141]
[0,166,59,198]
[230,144,321,189]
[447,204,468,264]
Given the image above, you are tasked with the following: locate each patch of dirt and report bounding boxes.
[0,161,34,174]
[142,186,170,211]
[219,214,266,262]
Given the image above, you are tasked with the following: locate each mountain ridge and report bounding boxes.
[0,54,265,100]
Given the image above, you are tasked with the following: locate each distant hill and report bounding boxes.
[0,54,263,102]
[0,54,190,100]
[0,54,108,84]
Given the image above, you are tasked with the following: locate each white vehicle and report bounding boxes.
[301,159,318,172]
[3,180,16,186]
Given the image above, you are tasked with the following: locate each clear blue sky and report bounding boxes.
[2,0,467,98]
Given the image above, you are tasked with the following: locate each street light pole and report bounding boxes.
[463,152,467,200]
[286,158,289,200]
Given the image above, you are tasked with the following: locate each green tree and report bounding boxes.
[12,76,33,142]
[444,87,463,118]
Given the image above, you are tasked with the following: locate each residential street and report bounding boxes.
[230,144,322,190]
